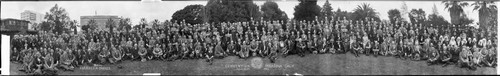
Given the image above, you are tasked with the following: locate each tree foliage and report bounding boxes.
[351,3,380,22]
[261,1,288,23]
[81,19,97,32]
[387,9,403,24]
[171,4,204,25]
[44,4,71,33]
[442,1,469,25]
[204,0,261,23]
[293,0,321,22]
[426,14,450,26]
[139,18,147,29]
[472,1,497,29]
[105,18,116,33]
[333,8,351,20]
[458,16,474,25]
[68,20,78,34]
[40,21,54,32]
[320,0,334,21]
[117,17,132,31]
[409,8,426,24]
[151,19,161,29]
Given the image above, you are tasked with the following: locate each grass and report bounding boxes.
[10,53,496,75]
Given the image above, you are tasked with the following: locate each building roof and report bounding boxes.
[1,18,30,23]
[81,15,119,19]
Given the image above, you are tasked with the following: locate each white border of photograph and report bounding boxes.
[1,35,11,75]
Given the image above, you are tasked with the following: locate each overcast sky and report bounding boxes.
[1,1,483,25]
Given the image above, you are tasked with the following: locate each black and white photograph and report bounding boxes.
[0,0,498,75]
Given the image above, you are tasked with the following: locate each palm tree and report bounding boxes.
[442,1,469,25]
[151,19,160,29]
[352,3,380,22]
[106,18,115,34]
[472,1,496,29]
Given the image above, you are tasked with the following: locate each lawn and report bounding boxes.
[10,53,496,75]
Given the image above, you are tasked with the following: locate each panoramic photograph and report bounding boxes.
[0,0,498,75]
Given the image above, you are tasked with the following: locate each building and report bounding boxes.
[1,18,35,35]
[80,15,120,31]
[21,10,44,30]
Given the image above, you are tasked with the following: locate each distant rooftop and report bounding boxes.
[81,15,119,19]
[1,18,30,22]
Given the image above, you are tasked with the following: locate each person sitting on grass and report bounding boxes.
[111,45,124,63]
[459,46,474,70]
[59,48,75,71]
[427,43,439,65]
[138,39,148,62]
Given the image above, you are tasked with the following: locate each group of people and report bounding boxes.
[10,17,497,74]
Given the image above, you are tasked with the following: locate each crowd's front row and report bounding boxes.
[10,20,497,75]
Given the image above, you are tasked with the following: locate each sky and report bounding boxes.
[1,1,485,25]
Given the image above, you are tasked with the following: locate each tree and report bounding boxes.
[352,3,380,22]
[400,2,409,21]
[105,18,116,33]
[333,8,352,20]
[171,4,204,25]
[458,15,474,26]
[426,14,450,27]
[432,4,439,15]
[472,1,497,29]
[81,19,97,32]
[30,23,40,31]
[151,19,161,29]
[44,4,71,34]
[293,0,321,22]
[40,21,54,32]
[320,0,334,21]
[68,20,78,34]
[133,24,142,30]
[139,18,147,29]
[409,8,426,24]
[442,1,469,25]
[117,17,132,31]
[261,1,289,23]
[387,9,403,24]
[203,0,261,23]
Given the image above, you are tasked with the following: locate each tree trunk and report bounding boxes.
[478,3,489,30]
[450,11,461,25]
